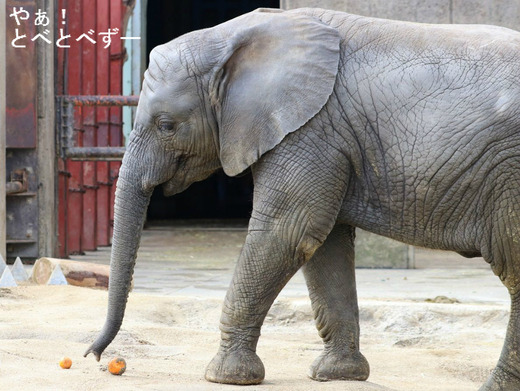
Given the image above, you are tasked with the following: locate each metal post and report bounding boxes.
[37,0,56,257]
[56,95,138,161]
[0,0,7,260]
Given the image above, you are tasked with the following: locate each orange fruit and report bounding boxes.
[59,357,72,369]
[108,357,126,375]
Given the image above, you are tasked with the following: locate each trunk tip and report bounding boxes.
[84,346,102,362]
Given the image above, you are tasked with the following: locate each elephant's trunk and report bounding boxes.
[84,158,151,361]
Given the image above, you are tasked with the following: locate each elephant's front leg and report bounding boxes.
[204,131,350,385]
[205,227,321,384]
[303,224,369,381]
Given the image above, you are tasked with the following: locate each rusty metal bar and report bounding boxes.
[6,169,28,195]
[65,147,126,161]
[62,95,139,107]
[57,97,75,160]
[6,181,25,195]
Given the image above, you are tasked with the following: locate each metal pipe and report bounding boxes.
[65,147,126,161]
[62,95,139,107]
[6,181,25,195]
[5,169,28,195]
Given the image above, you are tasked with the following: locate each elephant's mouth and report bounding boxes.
[162,178,179,197]
[162,177,189,197]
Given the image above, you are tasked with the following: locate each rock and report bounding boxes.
[31,258,111,289]
[425,295,460,304]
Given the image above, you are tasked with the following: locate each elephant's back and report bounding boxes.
[291,7,520,53]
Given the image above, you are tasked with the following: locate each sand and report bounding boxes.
[0,284,508,391]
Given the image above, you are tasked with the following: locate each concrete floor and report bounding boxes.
[70,221,508,306]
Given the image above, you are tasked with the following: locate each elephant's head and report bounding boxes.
[85,8,340,360]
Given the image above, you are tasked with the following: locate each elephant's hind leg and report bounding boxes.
[480,214,520,390]
[480,293,520,391]
[303,224,369,382]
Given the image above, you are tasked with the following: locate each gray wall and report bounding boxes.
[281,0,520,30]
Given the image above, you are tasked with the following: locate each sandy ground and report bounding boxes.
[0,284,508,391]
[1,224,511,390]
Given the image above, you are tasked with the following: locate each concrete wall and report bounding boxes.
[36,0,57,258]
[281,0,520,30]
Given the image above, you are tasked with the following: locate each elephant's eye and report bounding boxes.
[158,119,176,133]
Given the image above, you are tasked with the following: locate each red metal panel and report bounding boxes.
[95,0,111,247]
[66,0,84,255]
[57,160,68,258]
[109,0,124,242]
[57,0,127,256]
[80,0,97,251]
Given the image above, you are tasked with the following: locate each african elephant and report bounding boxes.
[85,7,520,390]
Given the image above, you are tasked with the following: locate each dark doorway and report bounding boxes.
[145,0,279,221]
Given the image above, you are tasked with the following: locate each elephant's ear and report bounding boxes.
[211,9,340,176]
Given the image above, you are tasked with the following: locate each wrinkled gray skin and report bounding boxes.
[85,7,520,390]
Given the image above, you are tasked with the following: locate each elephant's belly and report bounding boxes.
[337,179,484,253]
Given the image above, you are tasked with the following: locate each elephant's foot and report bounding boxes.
[205,348,265,385]
[309,350,370,382]
[479,366,520,391]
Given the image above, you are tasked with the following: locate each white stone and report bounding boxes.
[0,267,17,287]
[0,254,6,275]
[11,257,28,281]
[46,264,68,285]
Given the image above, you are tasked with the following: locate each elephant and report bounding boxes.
[85,7,520,390]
